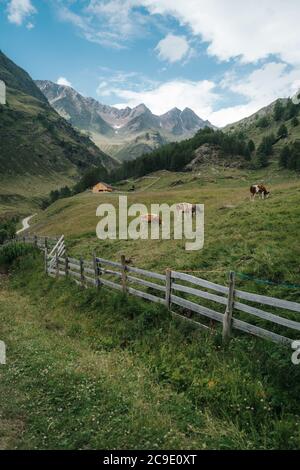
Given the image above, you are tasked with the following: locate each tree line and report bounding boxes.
[109,127,254,182]
[0,216,17,244]
[42,96,300,207]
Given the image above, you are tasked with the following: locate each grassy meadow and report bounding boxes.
[1,163,300,450]
[30,165,300,298]
[0,250,300,449]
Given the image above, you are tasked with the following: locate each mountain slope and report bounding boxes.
[0,51,117,215]
[224,92,300,148]
[0,52,115,174]
[36,80,214,161]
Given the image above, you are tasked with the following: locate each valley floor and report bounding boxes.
[0,254,300,449]
[30,167,300,300]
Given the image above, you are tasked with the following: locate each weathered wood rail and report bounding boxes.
[12,233,300,347]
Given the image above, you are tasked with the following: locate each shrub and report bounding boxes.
[0,217,17,243]
[279,145,291,168]
[277,124,288,139]
[0,243,36,268]
[273,100,284,121]
[256,116,270,129]
[279,141,300,170]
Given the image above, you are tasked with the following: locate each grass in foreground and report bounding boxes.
[0,252,300,449]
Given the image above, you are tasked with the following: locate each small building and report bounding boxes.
[92,182,113,193]
[0,80,6,105]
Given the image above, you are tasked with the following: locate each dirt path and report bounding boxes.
[16,214,37,234]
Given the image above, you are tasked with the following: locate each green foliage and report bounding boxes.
[0,242,35,267]
[1,252,300,449]
[42,185,75,209]
[277,124,288,139]
[0,216,17,243]
[42,164,111,208]
[108,127,252,182]
[279,145,291,168]
[253,134,275,168]
[284,98,299,120]
[291,116,299,127]
[248,139,255,153]
[273,100,284,121]
[0,51,115,182]
[279,141,300,170]
[256,116,270,129]
[73,165,109,194]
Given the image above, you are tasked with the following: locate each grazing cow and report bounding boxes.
[176,202,198,216]
[176,202,190,213]
[250,184,270,200]
[140,213,162,224]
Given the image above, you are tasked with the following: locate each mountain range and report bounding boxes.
[36,80,213,161]
[0,50,116,215]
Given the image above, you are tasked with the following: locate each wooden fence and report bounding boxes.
[12,233,300,347]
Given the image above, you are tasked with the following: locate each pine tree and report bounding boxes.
[277,124,288,139]
[279,145,291,168]
[256,116,269,129]
[284,98,298,120]
[273,100,284,121]
[248,139,255,153]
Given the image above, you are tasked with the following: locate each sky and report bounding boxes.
[1,0,300,127]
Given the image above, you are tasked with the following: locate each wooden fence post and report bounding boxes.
[55,251,59,278]
[121,255,127,293]
[45,237,48,250]
[34,235,38,247]
[80,257,85,288]
[222,271,235,344]
[93,253,100,288]
[165,269,172,310]
[44,248,48,275]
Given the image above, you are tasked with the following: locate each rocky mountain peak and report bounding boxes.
[36,79,215,161]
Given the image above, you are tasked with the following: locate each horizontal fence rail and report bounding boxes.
[7,233,300,347]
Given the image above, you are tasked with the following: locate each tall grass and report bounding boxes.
[0,252,299,449]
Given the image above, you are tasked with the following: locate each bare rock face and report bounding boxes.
[36,80,215,161]
[292,88,300,105]
[185,143,244,171]
[184,144,222,170]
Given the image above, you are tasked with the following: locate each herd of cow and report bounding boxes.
[140,203,199,225]
[139,184,270,224]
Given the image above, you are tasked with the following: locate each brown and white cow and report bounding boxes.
[250,184,270,200]
[140,213,162,224]
[176,202,198,216]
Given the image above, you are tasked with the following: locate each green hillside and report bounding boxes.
[0,51,116,216]
[1,166,299,449]
[225,97,300,147]
[30,166,300,290]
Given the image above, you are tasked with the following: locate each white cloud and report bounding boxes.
[57,0,149,49]
[96,68,158,99]
[223,63,300,102]
[57,77,72,87]
[155,34,190,63]
[111,79,218,117]
[99,61,300,127]
[7,0,36,26]
[55,1,300,64]
[141,0,300,65]
[210,62,300,126]
[52,1,300,127]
